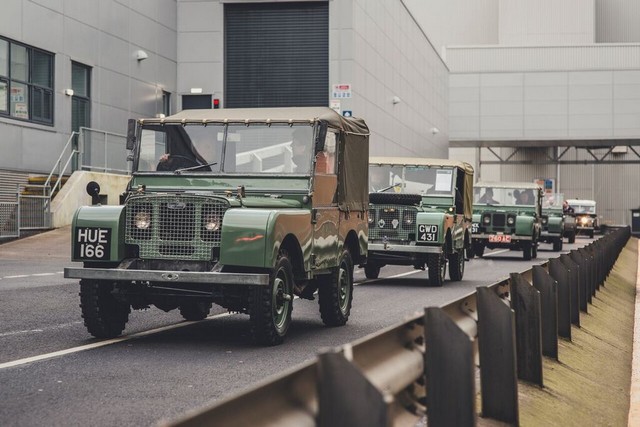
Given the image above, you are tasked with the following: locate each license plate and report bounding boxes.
[417,224,438,242]
[488,234,511,243]
[74,227,111,260]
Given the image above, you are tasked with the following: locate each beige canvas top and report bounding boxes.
[369,156,474,175]
[475,181,542,190]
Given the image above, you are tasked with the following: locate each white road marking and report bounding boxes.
[1,271,64,280]
[3,275,30,279]
[0,313,232,370]
[0,321,83,337]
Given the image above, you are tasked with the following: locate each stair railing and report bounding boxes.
[43,131,79,206]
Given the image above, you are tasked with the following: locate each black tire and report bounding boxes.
[250,254,294,346]
[364,263,380,279]
[179,301,212,321]
[369,192,421,205]
[553,238,563,252]
[318,249,354,327]
[427,253,447,287]
[568,232,576,244]
[79,280,131,339]
[589,230,594,239]
[473,242,485,258]
[448,249,465,281]
[523,243,532,260]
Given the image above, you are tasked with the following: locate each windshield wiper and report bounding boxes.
[174,162,218,174]
[377,184,400,193]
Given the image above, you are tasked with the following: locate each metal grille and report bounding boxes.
[369,205,418,242]
[125,195,229,261]
[0,202,19,238]
[492,213,506,227]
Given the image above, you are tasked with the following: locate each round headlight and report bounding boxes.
[541,218,548,225]
[507,217,515,225]
[204,216,220,231]
[483,216,491,224]
[404,217,414,225]
[580,217,589,225]
[134,211,151,229]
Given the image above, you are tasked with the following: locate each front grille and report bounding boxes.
[369,204,417,242]
[492,213,505,227]
[125,194,230,261]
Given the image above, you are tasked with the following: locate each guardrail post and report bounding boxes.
[424,307,476,427]
[477,287,518,424]
[548,258,571,339]
[318,348,392,427]
[569,250,589,312]
[580,246,596,298]
[510,273,543,386]
[532,266,558,359]
[559,254,580,326]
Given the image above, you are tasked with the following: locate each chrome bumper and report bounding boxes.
[368,242,442,254]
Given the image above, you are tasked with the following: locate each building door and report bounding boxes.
[224,1,329,108]
[71,62,91,170]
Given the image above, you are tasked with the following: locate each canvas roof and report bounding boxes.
[475,181,542,190]
[369,156,474,175]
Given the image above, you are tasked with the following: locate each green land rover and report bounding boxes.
[64,107,370,346]
[365,158,474,286]
[471,182,543,260]
[540,193,565,252]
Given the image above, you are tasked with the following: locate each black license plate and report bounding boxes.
[418,224,438,242]
[74,227,111,260]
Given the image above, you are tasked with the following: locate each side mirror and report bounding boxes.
[126,119,137,150]
[86,181,101,205]
[315,121,327,152]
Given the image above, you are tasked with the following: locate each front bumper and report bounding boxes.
[64,267,269,286]
[368,242,442,254]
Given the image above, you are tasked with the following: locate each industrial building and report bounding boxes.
[0,0,638,230]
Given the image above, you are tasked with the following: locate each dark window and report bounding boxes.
[162,90,171,116]
[182,94,212,110]
[0,36,54,125]
[224,2,329,108]
[71,62,91,133]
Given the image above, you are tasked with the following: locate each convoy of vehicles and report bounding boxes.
[566,199,598,238]
[365,157,474,286]
[64,107,370,346]
[63,106,595,344]
[540,193,565,251]
[471,182,543,260]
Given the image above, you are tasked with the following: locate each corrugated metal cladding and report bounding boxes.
[224,2,329,108]
[596,0,640,43]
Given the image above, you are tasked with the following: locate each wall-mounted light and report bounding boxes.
[431,127,440,135]
[190,88,203,94]
[64,89,74,96]
[392,96,401,105]
[134,50,148,61]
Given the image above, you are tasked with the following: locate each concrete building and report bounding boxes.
[405,0,640,226]
[0,0,448,206]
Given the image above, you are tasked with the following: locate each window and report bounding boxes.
[0,37,54,124]
[71,61,91,133]
[162,91,171,116]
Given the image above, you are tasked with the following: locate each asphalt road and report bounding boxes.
[0,230,596,427]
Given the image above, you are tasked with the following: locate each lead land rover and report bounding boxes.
[64,107,370,346]
[471,182,543,260]
[539,193,565,251]
[365,158,474,286]
[566,199,598,238]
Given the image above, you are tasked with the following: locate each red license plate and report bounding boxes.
[489,234,511,243]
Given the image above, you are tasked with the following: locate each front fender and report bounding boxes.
[515,216,535,236]
[547,216,564,233]
[220,209,312,269]
[71,205,126,262]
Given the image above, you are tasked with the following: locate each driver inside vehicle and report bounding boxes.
[157,137,212,172]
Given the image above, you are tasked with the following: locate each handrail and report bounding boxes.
[44,131,79,197]
[162,227,631,427]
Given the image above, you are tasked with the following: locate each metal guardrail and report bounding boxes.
[163,226,631,427]
[0,202,19,238]
[78,127,130,175]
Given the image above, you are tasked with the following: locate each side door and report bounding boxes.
[311,130,339,270]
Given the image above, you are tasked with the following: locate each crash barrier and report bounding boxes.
[165,227,632,427]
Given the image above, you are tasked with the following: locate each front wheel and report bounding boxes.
[523,243,532,260]
[318,249,354,327]
[568,232,576,244]
[427,253,447,287]
[364,263,380,279]
[448,248,465,281]
[553,238,563,252]
[250,254,294,346]
[79,280,131,339]
[179,301,212,321]
[473,242,485,258]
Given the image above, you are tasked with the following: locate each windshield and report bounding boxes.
[572,204,596,214]
[369,165,455,196]
[136,123,315,174]
[474,187,538,206]
[542,193,564,209]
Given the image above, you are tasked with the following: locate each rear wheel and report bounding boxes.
[318,249,354,326]
[448,248,465,281]
[427,253,447,287]
[364,263,381,279]
[552,238,563,252]
[250,253,293,346]
[473,242,485,258]
[568,232,576,244]
[179,301,212,321]
[79,280,131,339]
